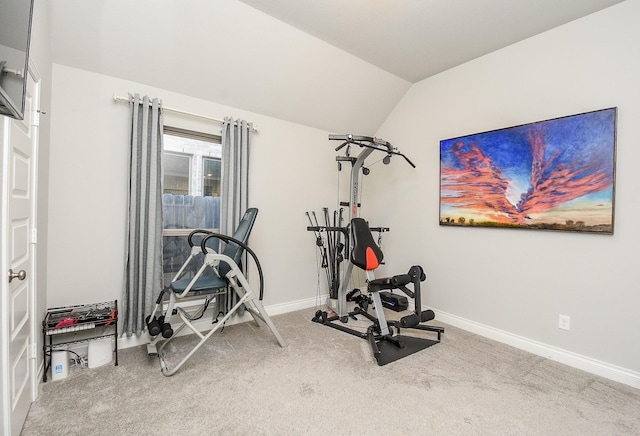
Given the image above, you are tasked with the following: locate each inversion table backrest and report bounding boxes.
[216,208,259,278]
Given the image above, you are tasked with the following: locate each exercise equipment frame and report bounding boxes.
[308,135,443,365]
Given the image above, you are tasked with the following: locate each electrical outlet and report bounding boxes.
[559,314,571,331]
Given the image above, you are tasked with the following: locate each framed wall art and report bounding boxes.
[439,107,617,234]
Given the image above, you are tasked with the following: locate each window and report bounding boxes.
[203,157,221,197]
[162,127,222,286]
[164,153,191,195]
[163,127,222,198]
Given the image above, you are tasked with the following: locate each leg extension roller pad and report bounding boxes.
[400,309,435,328]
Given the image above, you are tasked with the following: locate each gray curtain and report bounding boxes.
[220,117,252,235]
[122,94,164,336]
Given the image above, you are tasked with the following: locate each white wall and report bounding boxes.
[47,64,338,314]
[371,1,640,383]
[49,0,411,135]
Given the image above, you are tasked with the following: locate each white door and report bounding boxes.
[0,67,39,436]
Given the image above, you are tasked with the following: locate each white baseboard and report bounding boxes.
[433,309,640,389]
[262,294,327,316]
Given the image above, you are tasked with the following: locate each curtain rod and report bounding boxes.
[112,93,258,133]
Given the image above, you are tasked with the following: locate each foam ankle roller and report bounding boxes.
[161,320,173,338]
[146,315,161,337]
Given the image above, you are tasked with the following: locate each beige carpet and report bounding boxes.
[22,308,640,435]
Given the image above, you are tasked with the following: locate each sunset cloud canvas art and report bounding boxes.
[439,108,617,234]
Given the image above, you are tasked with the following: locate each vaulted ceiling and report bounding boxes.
[236,0,625,83]
[49,0,625,133]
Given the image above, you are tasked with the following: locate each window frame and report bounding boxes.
[161,127,223,278]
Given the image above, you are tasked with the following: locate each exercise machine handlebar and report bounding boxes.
[328,133,416,168]
[306,225,389,233]
[329,134,392,151]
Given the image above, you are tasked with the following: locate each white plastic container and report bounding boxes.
[88,338,113,368]
[51,350,69,381]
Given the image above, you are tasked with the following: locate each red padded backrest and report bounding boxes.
[350,218,383,271]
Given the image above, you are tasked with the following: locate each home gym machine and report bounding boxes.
[306,134,443,365]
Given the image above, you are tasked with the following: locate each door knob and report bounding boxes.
[8,269,26,282]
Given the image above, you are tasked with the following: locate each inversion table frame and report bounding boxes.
[147,232,287,376]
